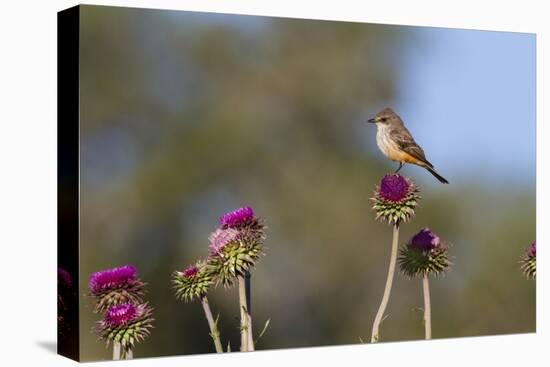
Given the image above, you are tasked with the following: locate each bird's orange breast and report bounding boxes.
[376,127,422,165]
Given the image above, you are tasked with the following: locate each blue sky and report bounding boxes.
[161,11,537,188]
[83,12,536,191]
[390,27,535,186]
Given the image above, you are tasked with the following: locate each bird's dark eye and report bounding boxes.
[381,117,387,122]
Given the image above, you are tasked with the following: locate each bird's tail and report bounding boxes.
[425,166,449,184]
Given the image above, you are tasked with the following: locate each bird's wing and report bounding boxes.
[391,127,433,167]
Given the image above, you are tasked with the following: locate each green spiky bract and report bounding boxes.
[172,262,214,302]
[398,245,451,278]
[372,182,420,225]
[97,303,154,359]
[208,241,263,287]
[91,280,146,314]
[520,253,536,279]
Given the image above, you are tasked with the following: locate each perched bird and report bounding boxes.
[367,108,449,184]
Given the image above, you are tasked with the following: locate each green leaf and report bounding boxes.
[254,318,271,345]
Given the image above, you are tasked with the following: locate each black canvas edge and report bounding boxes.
[57,5,80,362]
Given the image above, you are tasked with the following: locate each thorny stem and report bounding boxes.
[371,223,400,343]
[201,296,224,353]
[238,275,249,351]
[125,349,133,360]
[113,342,121,360]
[245,272,254,351]
[423,274,432,340]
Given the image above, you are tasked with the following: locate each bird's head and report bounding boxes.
[367,107,400,126]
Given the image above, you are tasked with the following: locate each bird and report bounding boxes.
[367,108,449,184]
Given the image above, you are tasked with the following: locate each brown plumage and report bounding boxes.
[367,108,449,184]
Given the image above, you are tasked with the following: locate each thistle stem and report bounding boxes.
[125,349,133,359]
[201,296,224,353]
[371,223,400,343]
[238,275,249,352]
[113,342,121,360]
[245,271,254,351]
[423,274,432,339]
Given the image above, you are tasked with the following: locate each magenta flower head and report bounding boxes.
[88,264,145,313]
[219,206,266,244]
[89,265,137,294]
[372,174,420,225]
[398,228,451,278]
[220,207,255,228]
[520,240,536,279]
[173,261,214,302]
[208,228,240,256]
[97,302,154,358]
[104,303,138,327]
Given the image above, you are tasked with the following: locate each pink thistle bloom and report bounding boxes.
[104,303,138,327]
[89,265,137,295]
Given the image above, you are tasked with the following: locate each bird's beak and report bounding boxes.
[367,118,377,123]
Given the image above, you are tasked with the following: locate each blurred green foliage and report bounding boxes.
[76,5,535,361]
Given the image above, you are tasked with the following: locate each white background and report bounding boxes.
[0,0,547,365]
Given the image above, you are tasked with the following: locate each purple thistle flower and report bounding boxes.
[96,303,154,355]
[208,228,240,255]
[208,206,266,286]
[529,241,536,257]
[181,264,199,278]
[89,265,137,294]
[58,267,72,289]
[399,228,450,277]
[378,174,411,202]
[104,303,138,327]
[220,207,255,228]
[372,174,419,225]
[409,228,441,251]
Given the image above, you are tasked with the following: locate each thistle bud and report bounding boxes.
[520,241,536,279]
[172,261,214,302]
[398,228,451,278]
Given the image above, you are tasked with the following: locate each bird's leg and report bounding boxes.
[395,162,403,173]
